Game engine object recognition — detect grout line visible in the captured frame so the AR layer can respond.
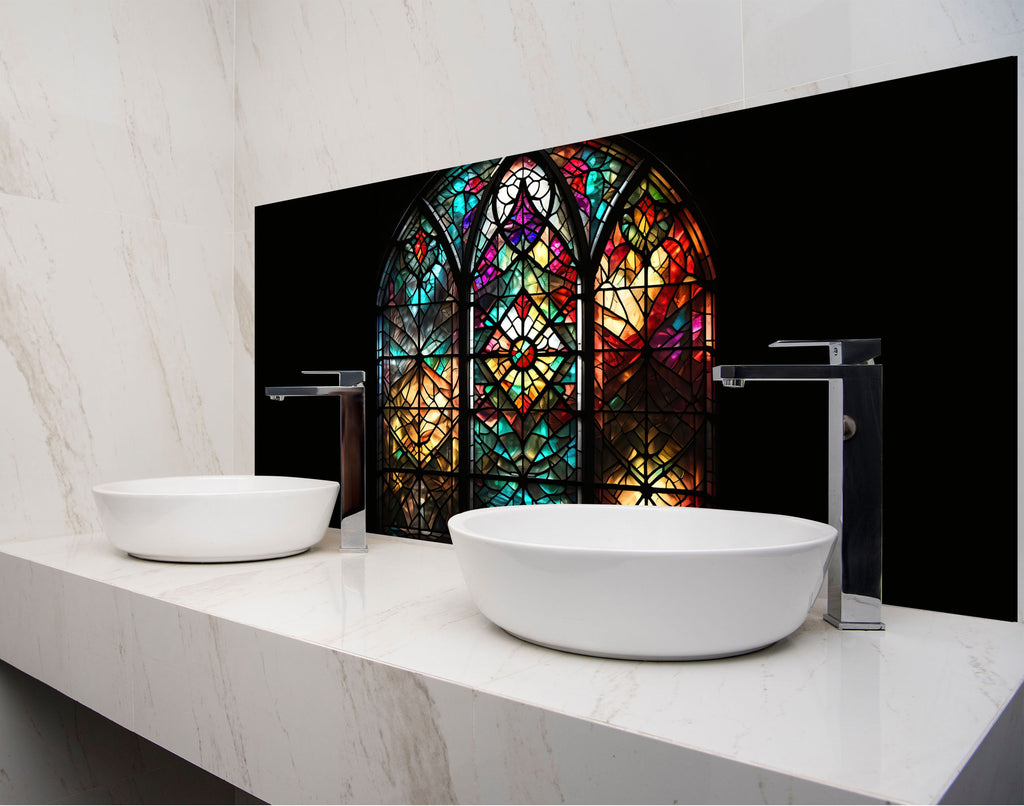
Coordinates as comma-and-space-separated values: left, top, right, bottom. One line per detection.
230, 0, 238, 476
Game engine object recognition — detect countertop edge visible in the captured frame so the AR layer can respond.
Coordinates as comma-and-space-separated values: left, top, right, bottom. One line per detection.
0, 532, 1022, 804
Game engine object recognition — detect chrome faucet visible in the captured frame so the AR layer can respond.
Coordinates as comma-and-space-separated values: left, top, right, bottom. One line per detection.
713, 339, 884, 630
265, 370, 367, 553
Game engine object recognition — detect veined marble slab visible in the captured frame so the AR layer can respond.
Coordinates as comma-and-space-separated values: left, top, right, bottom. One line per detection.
0, 527, 1021, 804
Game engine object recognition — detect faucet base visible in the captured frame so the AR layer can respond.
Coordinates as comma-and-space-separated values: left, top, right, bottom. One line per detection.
823, 614, 886, 631
339, 509, 368, 553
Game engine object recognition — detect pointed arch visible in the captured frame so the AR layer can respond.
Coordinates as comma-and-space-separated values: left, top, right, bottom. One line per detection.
377, 206, 460, 537
468, 154, 583, 508
593, 165, 715, 505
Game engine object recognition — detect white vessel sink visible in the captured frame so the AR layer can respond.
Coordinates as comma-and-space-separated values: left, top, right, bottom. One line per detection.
448, 504, 837, 660
93, 475, 339, 562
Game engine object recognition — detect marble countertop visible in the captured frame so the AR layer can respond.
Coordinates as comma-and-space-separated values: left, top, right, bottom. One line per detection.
1, 525, 1022, 804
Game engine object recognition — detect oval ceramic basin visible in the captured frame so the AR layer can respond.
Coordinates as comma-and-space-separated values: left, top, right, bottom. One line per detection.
448, 504, 837, 661
93, 475, 339, 562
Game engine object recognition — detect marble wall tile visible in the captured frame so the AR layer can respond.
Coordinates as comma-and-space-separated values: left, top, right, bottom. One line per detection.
234, 0, 742, 218
742, 0, 1023, 99
0, 0, 234, 227
0, 0, 235, 542
410, 0, 744, 176
233, 229, 256, 474
744, 28, 1024, 111
0, 193, 233, 539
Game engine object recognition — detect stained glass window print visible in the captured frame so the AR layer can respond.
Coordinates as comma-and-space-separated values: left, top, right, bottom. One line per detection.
377, 140, 715, 539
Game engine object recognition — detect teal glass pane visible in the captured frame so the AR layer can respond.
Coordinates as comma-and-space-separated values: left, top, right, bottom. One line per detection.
426, 160, 501, 259
473, 478, 576, 508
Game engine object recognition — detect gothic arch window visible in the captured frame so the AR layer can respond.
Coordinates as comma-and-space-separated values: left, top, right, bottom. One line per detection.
377, 139, 715, 539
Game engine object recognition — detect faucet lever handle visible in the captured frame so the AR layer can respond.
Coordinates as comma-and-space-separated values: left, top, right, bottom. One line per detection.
301, 370, 366, 388
769, 339, 881, 366
302, 370, 340, 385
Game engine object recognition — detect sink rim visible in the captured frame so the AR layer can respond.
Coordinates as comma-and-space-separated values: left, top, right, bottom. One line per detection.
93, 474, 338, 497
448, 503, 837, 556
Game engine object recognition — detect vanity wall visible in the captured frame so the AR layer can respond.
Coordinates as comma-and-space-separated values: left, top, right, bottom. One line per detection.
234, 2, 1024, 626
241, 2, 1023, 623
255, 60, 1017, 623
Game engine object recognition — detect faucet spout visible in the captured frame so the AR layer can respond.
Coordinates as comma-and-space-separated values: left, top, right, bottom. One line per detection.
713, 339, 884, 631
713, 363, 879, 383
264, 370, 368, 553
712, 337, 880, 386
265, 370, 367, 399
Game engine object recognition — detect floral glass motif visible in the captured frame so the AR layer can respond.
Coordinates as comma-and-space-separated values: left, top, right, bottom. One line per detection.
377, 140, 715, 538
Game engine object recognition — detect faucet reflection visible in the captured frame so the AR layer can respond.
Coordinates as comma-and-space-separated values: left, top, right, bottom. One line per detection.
265, 370, 367, 553
713, 339, 884, 630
